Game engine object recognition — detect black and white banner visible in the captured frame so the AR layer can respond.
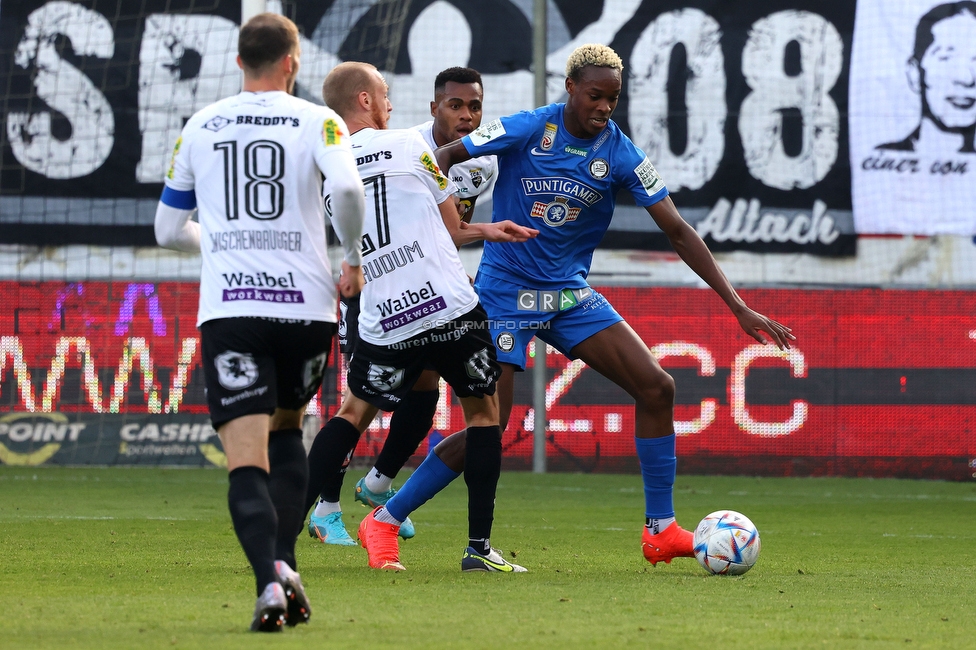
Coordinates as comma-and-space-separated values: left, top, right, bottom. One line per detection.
850, 0, 976, 235
0, 0, 859, 253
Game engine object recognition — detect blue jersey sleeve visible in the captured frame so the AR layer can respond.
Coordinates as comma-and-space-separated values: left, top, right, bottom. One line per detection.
612, 135, 668, 207
461, 110, 538, 158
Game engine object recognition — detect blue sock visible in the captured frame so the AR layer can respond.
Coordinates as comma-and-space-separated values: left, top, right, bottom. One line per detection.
635, 434, 676, 519
384, 450, 460, 523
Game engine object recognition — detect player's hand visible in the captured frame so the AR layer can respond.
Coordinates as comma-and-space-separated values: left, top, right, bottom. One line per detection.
734, 307, 795, 350
481, 220, 539, 243
339, 261, 365, 297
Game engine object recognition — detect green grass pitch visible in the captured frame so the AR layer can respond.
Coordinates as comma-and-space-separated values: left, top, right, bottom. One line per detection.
0, 466, 972, 649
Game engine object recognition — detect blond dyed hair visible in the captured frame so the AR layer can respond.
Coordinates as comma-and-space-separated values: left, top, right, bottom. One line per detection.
565, 44, 623, 81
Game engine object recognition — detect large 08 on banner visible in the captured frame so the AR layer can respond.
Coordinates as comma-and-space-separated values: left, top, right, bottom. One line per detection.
1, 0, 855, 254
1, 281, 973, 479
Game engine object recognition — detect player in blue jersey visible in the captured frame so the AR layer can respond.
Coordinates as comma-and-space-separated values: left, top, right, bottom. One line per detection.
424, 44, 796, 566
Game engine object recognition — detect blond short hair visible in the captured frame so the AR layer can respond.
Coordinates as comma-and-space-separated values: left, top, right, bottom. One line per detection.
565, 44, 623, 81
322, 61, 382, 119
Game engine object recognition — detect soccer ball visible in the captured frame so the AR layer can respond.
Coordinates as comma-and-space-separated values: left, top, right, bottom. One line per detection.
693, 510, 761, 575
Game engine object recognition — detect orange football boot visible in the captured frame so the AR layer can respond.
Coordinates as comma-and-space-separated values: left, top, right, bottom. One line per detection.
358, 507, 406, 571
641, 521, 695, 566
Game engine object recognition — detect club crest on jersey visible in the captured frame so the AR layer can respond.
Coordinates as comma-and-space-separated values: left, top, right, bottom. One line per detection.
540, 122, 558, 151
530, 196, 580, 227
588, 158, 609, 180
203, 116, 232, 132
470, 167, 484, 188
367, 363, 404, 392
322, 118, 343, 146
420, 152, 449, 190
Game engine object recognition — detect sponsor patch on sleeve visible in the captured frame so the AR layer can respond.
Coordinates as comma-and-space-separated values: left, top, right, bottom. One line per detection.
420, 151, 449, 191
166, 137, 182, 180
322, 118, 343, 146
468, 119, 505, 146
634, 157, 664, 193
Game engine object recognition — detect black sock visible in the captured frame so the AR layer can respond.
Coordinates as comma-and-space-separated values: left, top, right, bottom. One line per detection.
268, 428, 307, 571
227, 466, 278, 596
375, 389, 439, 478
463, 425, 501, 554
305, 417, 362, 513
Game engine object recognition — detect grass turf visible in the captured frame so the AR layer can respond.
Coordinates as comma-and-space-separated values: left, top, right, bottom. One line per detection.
0, 467, 972, 649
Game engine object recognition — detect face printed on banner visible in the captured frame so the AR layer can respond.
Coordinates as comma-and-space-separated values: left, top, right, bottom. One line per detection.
852, 1, 976, 235
912, 9, 976, 131
871, 3, 976, 155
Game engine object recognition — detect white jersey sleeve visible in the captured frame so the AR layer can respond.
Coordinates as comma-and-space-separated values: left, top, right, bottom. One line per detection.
312, 112, 365, 266
165, 126, 195, 192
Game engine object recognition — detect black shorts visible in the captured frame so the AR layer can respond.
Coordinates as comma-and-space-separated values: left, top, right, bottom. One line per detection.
338, 294, 360, 356
200, 317, 336, 429
347, 304, 500, 411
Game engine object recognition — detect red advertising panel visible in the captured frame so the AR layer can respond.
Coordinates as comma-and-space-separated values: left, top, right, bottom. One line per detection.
1, 282, 974, 478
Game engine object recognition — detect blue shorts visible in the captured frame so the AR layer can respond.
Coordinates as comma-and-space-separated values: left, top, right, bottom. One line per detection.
474, 272, 623, 370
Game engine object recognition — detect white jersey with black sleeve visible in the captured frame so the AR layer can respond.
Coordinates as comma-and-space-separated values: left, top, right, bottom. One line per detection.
163, 90, 362, 326
339, 128, 479, 345
413, 120, 497, 206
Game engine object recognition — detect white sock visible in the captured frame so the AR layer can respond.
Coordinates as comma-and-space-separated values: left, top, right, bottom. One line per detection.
373, 506, 402, 526
365, 467, 394, 494
313, 500, 341, 517
646, 517, 675, 535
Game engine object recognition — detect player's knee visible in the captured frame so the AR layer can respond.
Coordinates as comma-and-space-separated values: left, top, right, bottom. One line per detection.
335, 394, 375, 431
433, 430, 466, 471
460, 393, 499, 428
270, 408, 303, 431
636, 371, 675, 410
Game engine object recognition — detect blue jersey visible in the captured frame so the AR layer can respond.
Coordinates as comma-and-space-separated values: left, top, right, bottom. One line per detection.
461, 103, 668, 289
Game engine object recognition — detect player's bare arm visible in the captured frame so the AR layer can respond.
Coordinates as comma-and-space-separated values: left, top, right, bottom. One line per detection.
437, 199, 537, 246
646, 195, 795, 350
434, 139, 472, 176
